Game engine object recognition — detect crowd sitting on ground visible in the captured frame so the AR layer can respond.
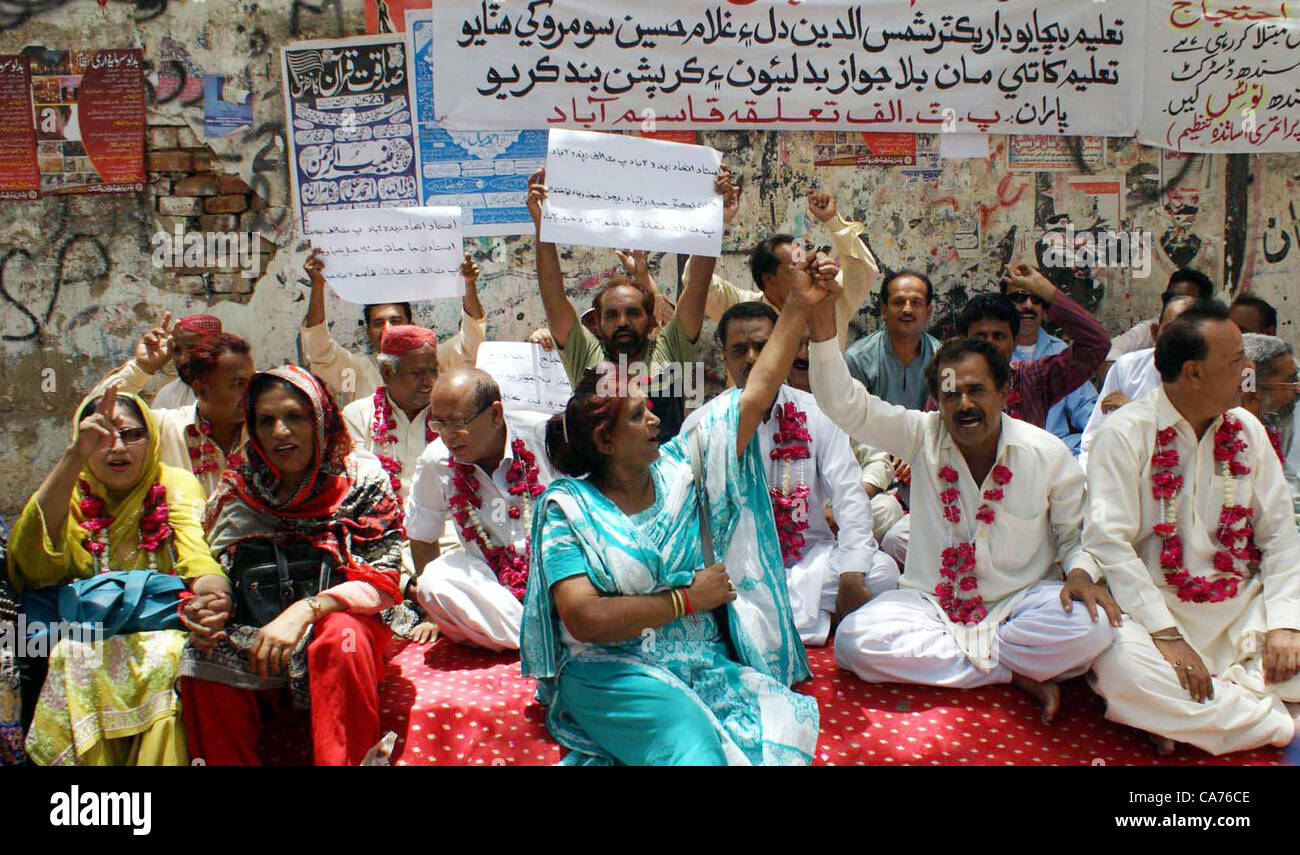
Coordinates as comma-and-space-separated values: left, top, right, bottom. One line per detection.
2, 166, 1299, 766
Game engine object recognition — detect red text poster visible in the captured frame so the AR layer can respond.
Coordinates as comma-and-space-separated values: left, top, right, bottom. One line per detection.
813, 132, 917, 167
31, 49, 145, 195
365, 0, 431, 33
0, 55, 39, 200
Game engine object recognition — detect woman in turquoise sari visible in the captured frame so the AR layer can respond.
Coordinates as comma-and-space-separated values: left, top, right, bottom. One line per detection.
522, 253, 836, 766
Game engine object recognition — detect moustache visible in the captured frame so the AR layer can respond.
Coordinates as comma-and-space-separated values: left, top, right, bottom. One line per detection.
955, 409, 983, 422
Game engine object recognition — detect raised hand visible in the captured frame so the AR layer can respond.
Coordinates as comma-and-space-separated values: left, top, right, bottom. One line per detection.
613, 249, 655, 291
718, 166, 740, 229
1002, 262, 1056, 304
807, 189, 837, 224
460, 252, 480, 284
135, 311, 174, 374
527, 327, 556, 352
75, 385, 121, 461
526, 168, 548, 229
304, 247, 326, 286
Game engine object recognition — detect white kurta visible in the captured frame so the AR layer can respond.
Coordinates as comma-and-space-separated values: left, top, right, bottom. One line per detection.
683, 385, 899, 646
1079, 347, 1161, 470
1106, 316, 1157, 362
341, 391, 432, 502
1085, 385, 1300, 753
405, 410, 553, 650
852, 438, 906, 540
152, 377, 196, 410
299, 309, 485, 405
809, 339, 1105, 674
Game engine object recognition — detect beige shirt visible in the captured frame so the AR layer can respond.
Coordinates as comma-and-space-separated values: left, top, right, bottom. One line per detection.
809, 338, 1095, 667
1084, 385, 1300, 672
684, 213, 880, 351
300, 309, 486, 404
341, 391, 433, 502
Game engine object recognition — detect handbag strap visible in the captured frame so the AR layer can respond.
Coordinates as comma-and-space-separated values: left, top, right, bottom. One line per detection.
689, 427, 715, 566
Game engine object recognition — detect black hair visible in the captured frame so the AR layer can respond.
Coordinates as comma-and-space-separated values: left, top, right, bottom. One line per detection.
924, 337, 1012, 399
878, 269, 934, 308
1165, 268, 1215, 301
363, 302, 414, 325
715, 301, 779, 348
1230, 293, 1278, 333
545, 367, 627, 479
79, 394, 145, 425
748, 233, 795, 291
957, 293, 1021, 339
188, 333, 252, 384
1154, 300, 1233, 383
471, 373, 503, 413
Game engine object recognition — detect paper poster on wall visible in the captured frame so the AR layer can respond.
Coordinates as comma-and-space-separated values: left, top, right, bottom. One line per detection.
540, 129, 723, 256
282, 34, 421, 235
1065, 175, 1123, 230
474, 341, 572, 414
0, 55, 39, 201
203, 76, 253, 137
1007, 136, 1107, 171
365, 0, 430, 33
30, 49, 145, 195
306, 205, 464, 303
407, 11, 546, 237
1141, 1, 1300, 152
813, 132, 917, 167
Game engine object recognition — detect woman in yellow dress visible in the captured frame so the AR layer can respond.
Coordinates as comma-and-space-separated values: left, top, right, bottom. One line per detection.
8, 387, 220, 765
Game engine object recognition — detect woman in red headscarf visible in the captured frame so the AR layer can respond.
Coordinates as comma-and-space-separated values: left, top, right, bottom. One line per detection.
177, 365, 404, 765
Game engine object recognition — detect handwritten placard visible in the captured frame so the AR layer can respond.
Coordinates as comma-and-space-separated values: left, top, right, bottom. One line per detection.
540, 129, 723, 256
475, 341, 573, 413
430, 0, 1141, 136
307, 206, 464, 303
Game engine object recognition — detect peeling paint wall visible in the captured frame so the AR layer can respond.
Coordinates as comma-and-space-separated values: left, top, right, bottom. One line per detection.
1, 1, 1298, 521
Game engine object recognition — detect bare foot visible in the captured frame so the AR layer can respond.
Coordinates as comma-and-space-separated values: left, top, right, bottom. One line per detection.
1011, 673, 1061, 724
1147, 732, 1176, 756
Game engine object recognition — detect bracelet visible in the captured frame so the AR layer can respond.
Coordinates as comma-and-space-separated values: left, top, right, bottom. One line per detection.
669, 589, 683, 620
682, 590, 698, 625
1150, 632, 1183, 642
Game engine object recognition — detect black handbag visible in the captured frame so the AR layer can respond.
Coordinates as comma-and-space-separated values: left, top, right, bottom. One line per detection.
229, 539, 344, 628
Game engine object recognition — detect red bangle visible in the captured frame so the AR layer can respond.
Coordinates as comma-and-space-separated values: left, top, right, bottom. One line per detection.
682, 590, 697, 624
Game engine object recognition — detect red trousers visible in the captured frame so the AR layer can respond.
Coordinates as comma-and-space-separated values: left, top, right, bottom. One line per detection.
181, 611, 391, 766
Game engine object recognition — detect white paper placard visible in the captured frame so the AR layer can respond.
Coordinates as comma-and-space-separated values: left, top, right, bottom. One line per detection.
307, 206, 464, 303
539, 129, 723, 256
475, 341, 573, 414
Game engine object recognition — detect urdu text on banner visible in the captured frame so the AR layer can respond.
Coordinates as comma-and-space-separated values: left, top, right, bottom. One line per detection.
430, 0, 1144, 135
306, 206, 465, 303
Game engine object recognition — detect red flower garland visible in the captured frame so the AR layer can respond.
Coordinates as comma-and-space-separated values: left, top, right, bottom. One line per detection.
1003, 376, 1024, 420
934, 462, 1013, 625
1150, 417, 1259, 603
185, 417, 220, 476
78, 479, 173, 572
371, 386, 438, 496
448, 438, 544, 601
768, 400, 812, 565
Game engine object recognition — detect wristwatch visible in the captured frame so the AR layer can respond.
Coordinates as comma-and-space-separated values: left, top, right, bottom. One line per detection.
305, 595, 325, 621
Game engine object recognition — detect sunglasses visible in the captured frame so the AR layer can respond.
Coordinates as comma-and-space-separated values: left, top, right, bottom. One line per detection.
1007, 291, 1047, 307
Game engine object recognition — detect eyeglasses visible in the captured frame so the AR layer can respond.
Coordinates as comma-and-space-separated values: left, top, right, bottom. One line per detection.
429, 400, 493, 436
1007, 291, 1046, 307
111, 427, 148, 446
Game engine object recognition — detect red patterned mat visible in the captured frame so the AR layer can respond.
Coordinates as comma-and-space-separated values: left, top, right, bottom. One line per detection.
377, 639, 1282, 766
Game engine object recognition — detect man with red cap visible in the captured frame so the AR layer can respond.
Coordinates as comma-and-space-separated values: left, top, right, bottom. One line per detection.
99, 311, 223, 409
301, 250, 486, 405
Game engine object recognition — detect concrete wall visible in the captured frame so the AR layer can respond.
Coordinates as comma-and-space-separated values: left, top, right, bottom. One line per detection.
1, 0, 1297, 520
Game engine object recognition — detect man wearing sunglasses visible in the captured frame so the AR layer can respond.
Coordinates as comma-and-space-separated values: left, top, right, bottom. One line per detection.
1002, 277, 1099, 456
1104, 268, 1215, 370
404, 368, 555, 651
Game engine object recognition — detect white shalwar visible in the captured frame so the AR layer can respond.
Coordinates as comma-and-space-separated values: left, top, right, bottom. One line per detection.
808, 339, 1113, 685
1085, 386, 1300, 754
405, 410, 553, 651
683, 385, 899, 646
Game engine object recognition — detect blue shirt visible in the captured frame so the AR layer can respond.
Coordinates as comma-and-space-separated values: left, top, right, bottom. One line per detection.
1016, 328, 1098, 456
843, 329, 941, 411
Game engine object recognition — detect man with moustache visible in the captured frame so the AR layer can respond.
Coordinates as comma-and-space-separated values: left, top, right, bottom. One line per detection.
405, 369, 555, 651
100, 312, 223, 410
528, 168, 717, 441
1241, 333, 1300, 508
1105, 268, 1216, 366
1079, 294, 1200, 469
768, 274, 1118, 722
681, 301, 899, 645
1002, 272, 1100, 455
844, 270, 942, 411
1086, 304, 1300, 755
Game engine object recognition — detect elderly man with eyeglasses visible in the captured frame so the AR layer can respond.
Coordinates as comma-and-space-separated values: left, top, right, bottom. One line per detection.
1241, 333, 1300, 517
404, 367, 556, 651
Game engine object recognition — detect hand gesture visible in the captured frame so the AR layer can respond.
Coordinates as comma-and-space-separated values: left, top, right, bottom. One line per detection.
304, 247, 326, 287
1264, 628, 1300, 685
1002, 262, 1055, 304
807, 189, 837, 224
687, 563, 737, 612
892, 456, 912, 486
135, 311, 174, 374
181, 591, 232, 654
527, 327, 556, 352
526, 168, 548, 229
460, 252, 480, 285
1100, 391, 1131, 414
1152, 634, 1213, 702
613, 249, 655, 290
718, 166, 740, 229
249, 601, 313, 677
1059, 568, 1122, 626
75, 385, 121, 461
810, 250, 840, 287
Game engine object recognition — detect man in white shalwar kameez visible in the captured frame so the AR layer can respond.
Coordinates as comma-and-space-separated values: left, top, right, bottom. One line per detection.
1086, 303, 1300, 755
772, 277, 1120, 720
406, 368, 554, 651
682, 301, 899, 646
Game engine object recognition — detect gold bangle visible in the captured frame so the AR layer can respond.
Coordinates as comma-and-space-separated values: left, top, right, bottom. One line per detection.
671, 589, 684, 620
